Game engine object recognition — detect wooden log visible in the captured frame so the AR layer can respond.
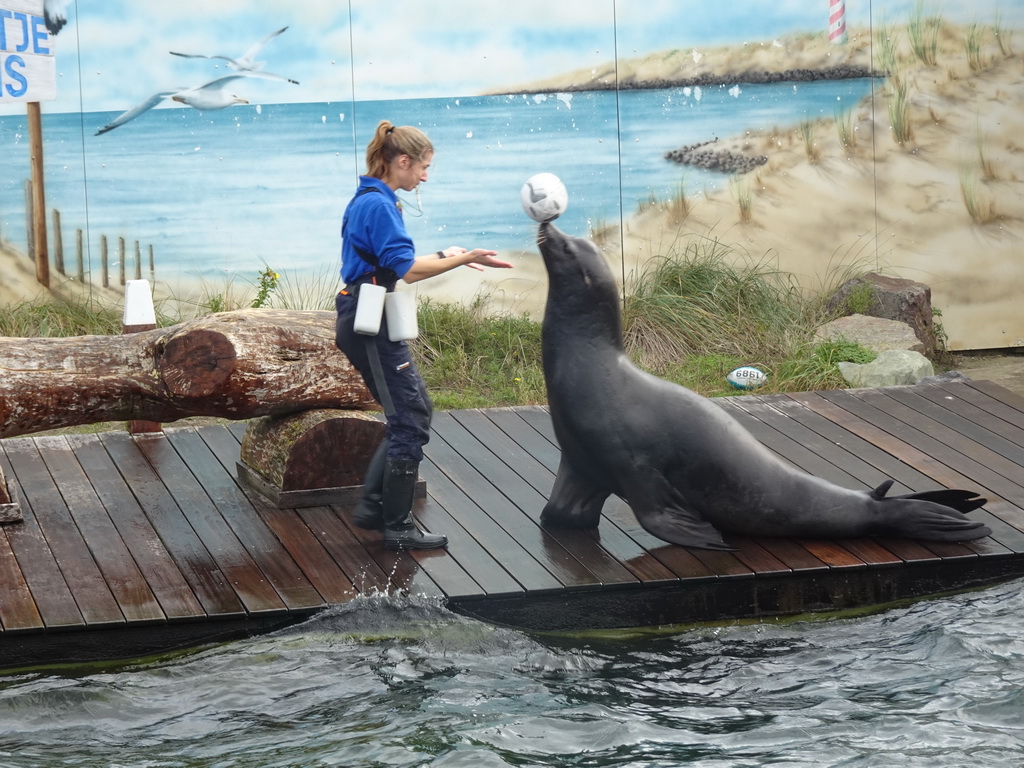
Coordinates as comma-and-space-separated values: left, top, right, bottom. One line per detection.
236, 409, 419, 508
0, 309, 375, 437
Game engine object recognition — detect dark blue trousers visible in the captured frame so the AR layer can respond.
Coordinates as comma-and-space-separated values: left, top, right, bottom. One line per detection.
335, 292, 432, 462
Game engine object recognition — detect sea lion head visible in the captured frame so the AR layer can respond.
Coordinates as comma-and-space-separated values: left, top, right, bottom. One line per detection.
538, 222, 623, 345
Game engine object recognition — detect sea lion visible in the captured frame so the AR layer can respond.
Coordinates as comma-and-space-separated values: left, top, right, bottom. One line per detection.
536, 222, 991, 550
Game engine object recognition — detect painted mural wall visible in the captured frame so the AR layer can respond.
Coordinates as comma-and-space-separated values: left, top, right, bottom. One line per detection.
1, 0, 1021, 351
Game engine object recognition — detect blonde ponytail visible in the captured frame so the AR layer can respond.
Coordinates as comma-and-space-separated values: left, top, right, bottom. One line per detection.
365, 120, 433, 179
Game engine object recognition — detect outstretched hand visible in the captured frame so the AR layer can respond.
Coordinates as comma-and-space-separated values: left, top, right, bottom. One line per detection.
440, 247, 514, 272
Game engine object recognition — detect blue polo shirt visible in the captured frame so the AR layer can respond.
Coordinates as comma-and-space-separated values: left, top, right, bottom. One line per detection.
340, 176, 416, 285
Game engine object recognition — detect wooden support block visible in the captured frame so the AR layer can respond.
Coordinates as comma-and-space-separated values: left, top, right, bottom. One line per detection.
237, 409, 425, 508
0, 465, 22, 524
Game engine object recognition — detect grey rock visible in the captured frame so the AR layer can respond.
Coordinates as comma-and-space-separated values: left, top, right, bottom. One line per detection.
838, 349, 935, 388
815, 314, 924, 354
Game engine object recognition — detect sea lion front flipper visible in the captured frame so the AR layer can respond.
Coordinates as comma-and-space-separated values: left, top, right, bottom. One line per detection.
634, 504, 736, 550
625, 467, 735, 550
540, 458, 610, 529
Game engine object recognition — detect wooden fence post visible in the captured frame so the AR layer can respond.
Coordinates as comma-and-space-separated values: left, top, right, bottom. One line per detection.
52, 209, 64, 276
76, 229, 84, 282
27, 102, 49, 288
118, 236, 126, 286
101, 234, 109, 287
24, 179, 34, 261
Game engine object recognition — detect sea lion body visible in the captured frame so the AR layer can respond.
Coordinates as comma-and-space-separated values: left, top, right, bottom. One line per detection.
537, 223, 990, 550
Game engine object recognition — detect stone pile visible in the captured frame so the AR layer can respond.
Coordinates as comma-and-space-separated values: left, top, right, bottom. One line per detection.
664, 139, 768, 175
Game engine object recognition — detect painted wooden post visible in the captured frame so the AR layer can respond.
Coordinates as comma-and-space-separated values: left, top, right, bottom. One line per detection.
123, 280, 163, 435
76, 229, 84, 281
24, 179, 34, 260
52, 208, 64, 275
118, 236, 126, 286
101, 234, 109, 287
27, 102, 49, 288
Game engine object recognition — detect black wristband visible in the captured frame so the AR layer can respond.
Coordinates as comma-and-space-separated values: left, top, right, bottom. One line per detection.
436, 250, 446, 259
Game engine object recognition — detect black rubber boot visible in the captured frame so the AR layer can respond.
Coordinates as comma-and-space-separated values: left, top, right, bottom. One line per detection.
381, 457, 447, 551
352, 439, 388, 530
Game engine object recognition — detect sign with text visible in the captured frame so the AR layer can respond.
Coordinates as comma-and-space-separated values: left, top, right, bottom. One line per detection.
1, 0, 55, 102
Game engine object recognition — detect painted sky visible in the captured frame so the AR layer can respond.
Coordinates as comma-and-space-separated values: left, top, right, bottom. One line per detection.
1, 0, 1018, 116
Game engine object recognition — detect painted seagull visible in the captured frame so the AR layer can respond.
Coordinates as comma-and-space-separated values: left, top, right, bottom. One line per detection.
169, 26, 299, 84
44, 0, 70, 35
95, 73, 273, 135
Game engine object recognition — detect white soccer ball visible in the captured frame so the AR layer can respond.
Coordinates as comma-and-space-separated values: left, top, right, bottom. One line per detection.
727, 366, 767, 390
520, 173, 569, 222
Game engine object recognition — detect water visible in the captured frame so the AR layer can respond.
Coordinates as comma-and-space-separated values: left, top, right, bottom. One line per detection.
0, 80, 875, 292
1, 579, 1021, 767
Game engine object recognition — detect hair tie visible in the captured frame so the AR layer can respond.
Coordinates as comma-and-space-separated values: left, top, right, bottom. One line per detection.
385, 127, 394, 135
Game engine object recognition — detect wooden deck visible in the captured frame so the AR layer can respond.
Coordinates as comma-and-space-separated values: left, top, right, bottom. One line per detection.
1, 379, 1023, 669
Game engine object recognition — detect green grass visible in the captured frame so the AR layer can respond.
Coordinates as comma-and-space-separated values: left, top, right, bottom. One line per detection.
0, 295, 124, 337
3, 241, 885, 411
412, 296, 546, 410
908, 0, 941, 66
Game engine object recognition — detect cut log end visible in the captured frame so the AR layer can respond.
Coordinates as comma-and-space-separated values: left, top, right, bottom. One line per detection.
159, 329, 238, 397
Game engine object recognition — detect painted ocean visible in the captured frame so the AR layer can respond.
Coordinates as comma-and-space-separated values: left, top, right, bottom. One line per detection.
0, 79, 875, 292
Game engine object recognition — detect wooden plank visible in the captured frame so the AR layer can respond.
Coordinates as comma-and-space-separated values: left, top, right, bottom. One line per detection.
425, 414, 602, 588
35, 436, 166, 625
730, 397, 947, 564
918, 384, 1024, 449
596, 497, 719, 580
164, 428, 325, 612
0, 444, 83, 632
728, 539, 793, 575
793, 392, 1024, 553
966, 380, 1024, 420
196, 426, 357, 605
0, 526, 43, 632
416, 455, 546, 594
766, 396, 968, 562
328, 504, 447, 600
66, 433, 207, 621
882, 387, 1024, 468
2, 439, 125, 627
129, 431, 288, 616
747, 537, 830, 572
450, 409, 640, 587
480, 409, 680, 583
482, 406, 752, 580
294, 505, 392, 595
98, 432, 246, 618
845, 389, 1024, 516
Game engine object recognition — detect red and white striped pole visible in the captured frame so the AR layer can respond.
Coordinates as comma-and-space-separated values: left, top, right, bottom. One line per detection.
829, 0, 848, 44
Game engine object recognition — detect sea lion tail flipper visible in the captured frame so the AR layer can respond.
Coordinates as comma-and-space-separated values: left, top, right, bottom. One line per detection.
896, 488, 988, 514
870, 480, 987, 514
634, 505, 736, 551
877, 498, 993, 542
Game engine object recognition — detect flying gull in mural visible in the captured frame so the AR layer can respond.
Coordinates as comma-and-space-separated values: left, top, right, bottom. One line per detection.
44, 0, 70, 35
169, 26, 299, 84
94, 73, 277, 135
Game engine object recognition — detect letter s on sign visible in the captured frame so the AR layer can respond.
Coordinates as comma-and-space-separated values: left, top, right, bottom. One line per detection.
3, 55, 28, 98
